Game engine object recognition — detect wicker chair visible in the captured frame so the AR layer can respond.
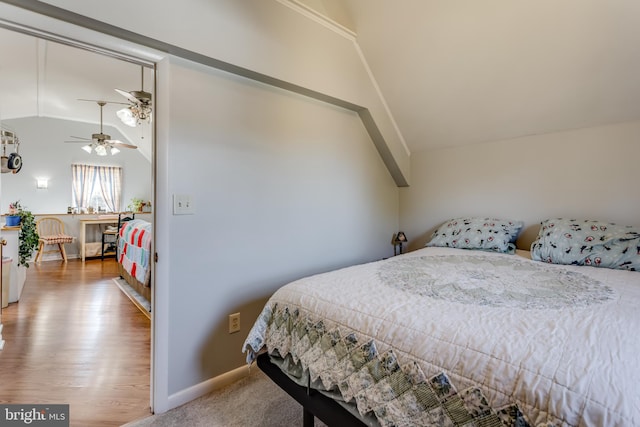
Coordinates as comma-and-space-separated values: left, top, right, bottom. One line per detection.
34, 217, 74, 262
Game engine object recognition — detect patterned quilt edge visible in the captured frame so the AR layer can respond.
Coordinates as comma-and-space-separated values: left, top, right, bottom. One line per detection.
242, 303, 561, 427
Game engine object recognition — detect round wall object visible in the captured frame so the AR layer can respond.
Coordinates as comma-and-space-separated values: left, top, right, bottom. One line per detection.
8, 153, 21, 170
12, 160, 22, 174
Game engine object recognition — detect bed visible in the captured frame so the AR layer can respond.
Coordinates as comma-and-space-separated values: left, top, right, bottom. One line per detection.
243, 217, 640, 427
116, 218, 152, 310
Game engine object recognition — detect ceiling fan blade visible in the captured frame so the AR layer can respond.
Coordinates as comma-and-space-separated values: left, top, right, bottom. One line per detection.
69, 135, 91, 141
115, 88, 141, 105
78, 98, 129, 105
64, 140, 90, 143
106, 139, 138, 149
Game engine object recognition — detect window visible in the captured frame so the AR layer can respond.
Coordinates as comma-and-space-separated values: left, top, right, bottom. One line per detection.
71, 164, 123, 212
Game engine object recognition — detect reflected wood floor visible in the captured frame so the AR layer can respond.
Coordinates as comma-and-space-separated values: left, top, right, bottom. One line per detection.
0, 258, 151, 426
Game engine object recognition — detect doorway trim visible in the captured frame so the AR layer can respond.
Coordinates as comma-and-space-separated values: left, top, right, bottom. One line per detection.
0, 1, 164, 413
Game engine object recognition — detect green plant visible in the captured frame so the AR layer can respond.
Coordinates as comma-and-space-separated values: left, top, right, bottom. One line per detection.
127, 197, 144, 212
8, 200, 22, 215
16, 206, 39, 268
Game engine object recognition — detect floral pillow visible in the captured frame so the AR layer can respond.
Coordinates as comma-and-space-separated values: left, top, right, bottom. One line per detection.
530, 218, 640, 271
426, 217, 524, 254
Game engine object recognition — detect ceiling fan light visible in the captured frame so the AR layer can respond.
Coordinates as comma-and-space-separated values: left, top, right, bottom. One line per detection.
95, 145, 108, 156
117, 107, 137, 127
140, 107, 152, 123
110, 146, 120, 155
81, 144, 93, 153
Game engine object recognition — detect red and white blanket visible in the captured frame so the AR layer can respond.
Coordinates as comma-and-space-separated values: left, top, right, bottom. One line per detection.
118, 219, 152, 286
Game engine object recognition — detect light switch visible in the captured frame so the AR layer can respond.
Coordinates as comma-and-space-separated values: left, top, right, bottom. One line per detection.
173, 194, 195, 215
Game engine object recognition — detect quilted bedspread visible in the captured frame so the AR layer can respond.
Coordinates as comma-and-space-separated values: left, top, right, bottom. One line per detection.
243, 247, 640, 427
118, 219, 152, 285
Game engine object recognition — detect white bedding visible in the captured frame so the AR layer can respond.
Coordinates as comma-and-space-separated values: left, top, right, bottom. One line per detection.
243, 247, 640, 426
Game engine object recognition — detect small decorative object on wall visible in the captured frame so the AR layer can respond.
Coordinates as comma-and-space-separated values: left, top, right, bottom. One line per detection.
1, 128, 23, 174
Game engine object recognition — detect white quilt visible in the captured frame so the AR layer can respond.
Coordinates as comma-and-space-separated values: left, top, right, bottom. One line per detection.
243, 247, 640, 426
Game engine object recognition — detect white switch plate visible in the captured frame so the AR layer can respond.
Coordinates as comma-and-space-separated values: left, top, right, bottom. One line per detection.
173, 194, 195, 215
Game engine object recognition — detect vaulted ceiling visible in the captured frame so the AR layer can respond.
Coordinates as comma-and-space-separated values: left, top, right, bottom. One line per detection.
2, 1, 639, 157
0, 27, 153, 159
308, 0, 640, 152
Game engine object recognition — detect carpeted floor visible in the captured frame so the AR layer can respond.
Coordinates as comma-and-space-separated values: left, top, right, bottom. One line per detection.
122, 367, 328, 427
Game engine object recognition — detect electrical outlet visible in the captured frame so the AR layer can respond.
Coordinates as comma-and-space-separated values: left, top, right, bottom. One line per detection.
228, 312, 241, 334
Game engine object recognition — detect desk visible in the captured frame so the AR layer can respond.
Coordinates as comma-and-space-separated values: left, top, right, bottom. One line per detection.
79, 216, 119, 262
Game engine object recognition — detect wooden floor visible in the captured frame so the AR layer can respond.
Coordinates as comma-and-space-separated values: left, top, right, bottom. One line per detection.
0, 258, 151, 426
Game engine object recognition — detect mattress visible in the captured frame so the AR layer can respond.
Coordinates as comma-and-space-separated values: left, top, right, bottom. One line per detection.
243, 247, 640, 426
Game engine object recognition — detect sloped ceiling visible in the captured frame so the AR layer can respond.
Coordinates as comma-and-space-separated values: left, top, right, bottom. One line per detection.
309, 0, 640, 152
0, 27, 153, 159
3, 1, 639, 157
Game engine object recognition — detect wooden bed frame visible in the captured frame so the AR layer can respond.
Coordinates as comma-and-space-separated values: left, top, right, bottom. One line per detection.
117, 262, 151, 302
256, 353, 367, 427
116, 261, 151, 318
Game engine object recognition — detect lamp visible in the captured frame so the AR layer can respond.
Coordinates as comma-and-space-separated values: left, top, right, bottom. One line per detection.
81, 142, 120, 156
36, 177, 48, 189
116, 107, 137, 127
393, 231, 408, 256
115, 66, 153, 127
94, 144, 108, 156
116, 104, 152, 127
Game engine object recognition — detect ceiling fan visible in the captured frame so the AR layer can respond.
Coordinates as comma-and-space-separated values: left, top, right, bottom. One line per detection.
66, 101, 138, 156
115, 66, 152, 127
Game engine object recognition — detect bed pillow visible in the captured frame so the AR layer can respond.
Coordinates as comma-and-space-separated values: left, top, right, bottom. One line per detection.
425, 217, 524, 254
530, 218, 640, 271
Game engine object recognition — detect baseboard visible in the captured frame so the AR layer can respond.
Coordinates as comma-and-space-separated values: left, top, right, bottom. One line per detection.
31, 253, 80, 262
164, 364, 251, 413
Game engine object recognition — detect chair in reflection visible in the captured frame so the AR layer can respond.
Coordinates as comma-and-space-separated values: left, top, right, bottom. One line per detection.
34, 217, 75, 262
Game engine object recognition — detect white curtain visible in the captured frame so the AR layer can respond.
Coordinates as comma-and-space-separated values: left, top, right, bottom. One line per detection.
72, 164, 123, 212
71, 164, 96, 210
96, 166, 123, 212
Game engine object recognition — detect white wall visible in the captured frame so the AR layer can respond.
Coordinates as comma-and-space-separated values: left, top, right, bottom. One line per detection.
1, 0, 403, 413
157, 56, 399, 395
400, 120, 640, 250
1, 117, 152, 214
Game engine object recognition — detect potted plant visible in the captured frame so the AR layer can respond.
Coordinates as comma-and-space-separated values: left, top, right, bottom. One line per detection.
15, 203, 39, 268
127, 197, 144, 213
6, 200, 22, 226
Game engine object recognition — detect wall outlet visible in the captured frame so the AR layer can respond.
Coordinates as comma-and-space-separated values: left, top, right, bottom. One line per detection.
228, 312, 241, 334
